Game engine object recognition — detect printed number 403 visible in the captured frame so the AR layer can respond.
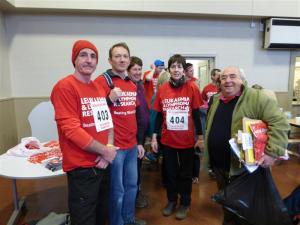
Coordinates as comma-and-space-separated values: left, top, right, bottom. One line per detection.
97, 110, 109, 121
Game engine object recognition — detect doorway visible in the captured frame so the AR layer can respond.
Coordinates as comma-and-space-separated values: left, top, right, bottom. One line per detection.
184, 56, 216, 90
288, 51, 300, 114
289, 51, 300, 103
292, 56, 300, 102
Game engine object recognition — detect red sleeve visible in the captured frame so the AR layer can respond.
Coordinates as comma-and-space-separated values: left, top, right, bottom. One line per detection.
51, 84, 93, 149
143, 71, 154, 108
94, 75, 111, 96
202, 86, 208, 101
152, 86, 162, 112
143, 70, 151, 82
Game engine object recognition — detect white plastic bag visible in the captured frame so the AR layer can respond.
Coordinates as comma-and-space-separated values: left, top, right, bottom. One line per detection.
7, 137, 49, 157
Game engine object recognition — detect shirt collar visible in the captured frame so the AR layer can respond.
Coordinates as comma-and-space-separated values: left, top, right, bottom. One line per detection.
220, 90, 241, 103
106, 69, 129, 80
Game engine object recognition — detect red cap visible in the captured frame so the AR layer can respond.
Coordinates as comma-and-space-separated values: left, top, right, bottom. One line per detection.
72, 40, 98, 66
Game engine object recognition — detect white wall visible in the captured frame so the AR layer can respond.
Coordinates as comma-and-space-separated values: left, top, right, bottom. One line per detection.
5, 0, 300, 18
5, 14, 291, 97
0, 11, 12, 98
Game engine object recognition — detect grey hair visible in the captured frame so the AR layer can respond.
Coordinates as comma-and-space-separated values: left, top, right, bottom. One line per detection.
226, 66, 246, 81
239, 68, 246, 81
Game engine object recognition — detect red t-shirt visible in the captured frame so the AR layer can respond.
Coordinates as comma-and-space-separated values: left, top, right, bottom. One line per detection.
190, 77, 197, 82
51, 75, 109, 172
94, 75, 138, 149
153, 81, 203, 149
143, 70, 159, 108
202, 83, 219, 102
201, 83, 219, 109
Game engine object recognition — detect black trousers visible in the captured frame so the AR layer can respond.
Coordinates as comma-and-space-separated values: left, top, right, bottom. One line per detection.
213, 167, 251, 225
67, 166, 110, 225
163, 146, 194, 206
192, 147, 201, 178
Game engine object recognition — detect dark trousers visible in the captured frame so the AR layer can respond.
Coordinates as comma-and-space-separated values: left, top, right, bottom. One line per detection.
192, 147, 201, 178
67, 166, 110, 225
163, 146, 194, 206
159, 142, 167, 187
136, 157, 143, 197
213, 167, 251, 225
98, 166, 110, 224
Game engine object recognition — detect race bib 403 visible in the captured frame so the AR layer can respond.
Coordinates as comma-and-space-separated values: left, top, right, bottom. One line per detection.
90, 99, 113, 132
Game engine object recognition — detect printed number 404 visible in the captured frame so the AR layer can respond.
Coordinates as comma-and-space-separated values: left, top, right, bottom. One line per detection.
169, 116, 184, 124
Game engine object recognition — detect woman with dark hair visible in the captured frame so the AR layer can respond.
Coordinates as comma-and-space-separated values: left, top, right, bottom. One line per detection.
127, 56, 150, 210
151, 54, 203, 220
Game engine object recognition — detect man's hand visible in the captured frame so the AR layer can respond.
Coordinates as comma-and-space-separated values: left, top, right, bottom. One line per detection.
137, 145, 145, 159
101, 145, 118, 163
194, 138, 204, 150
95, 156, 109, 169
257, 154, 277, 168
145, 70, 154, 81
109, 87, 122, 102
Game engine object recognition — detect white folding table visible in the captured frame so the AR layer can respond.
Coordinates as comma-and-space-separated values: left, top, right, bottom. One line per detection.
0, 153, 65, 225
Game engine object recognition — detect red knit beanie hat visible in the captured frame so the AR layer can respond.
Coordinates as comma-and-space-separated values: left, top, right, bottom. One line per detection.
72, 40, 98, 66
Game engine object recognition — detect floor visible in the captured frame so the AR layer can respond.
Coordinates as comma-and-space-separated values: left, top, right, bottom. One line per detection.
1, 157, 300, 225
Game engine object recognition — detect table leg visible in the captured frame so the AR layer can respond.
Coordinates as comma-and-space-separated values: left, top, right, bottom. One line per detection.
7, 179, 25, 225
12, 179, 19, 210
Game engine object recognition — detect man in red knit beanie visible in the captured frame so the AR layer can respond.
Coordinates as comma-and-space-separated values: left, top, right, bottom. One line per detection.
71, 40, 99, 66
51, 40, 118, 225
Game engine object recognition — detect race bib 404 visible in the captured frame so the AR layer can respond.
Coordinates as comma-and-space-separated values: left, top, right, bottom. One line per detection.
166, 110, 188, 131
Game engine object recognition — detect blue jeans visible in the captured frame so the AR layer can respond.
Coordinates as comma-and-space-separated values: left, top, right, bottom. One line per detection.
109, 146, 138, 225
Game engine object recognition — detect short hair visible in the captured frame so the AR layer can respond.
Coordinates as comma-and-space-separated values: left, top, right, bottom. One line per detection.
168, 54, 186, 70
211, 68, 221, 76
184, 63, 193, 71
127, 56, 143, 71
239, 68, 246, 81
109, 42, 130, 59
157, 71, 170, 87
221, 66, 246, 81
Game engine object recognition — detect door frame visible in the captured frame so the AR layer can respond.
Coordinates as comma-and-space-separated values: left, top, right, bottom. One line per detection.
182, 54, 217, 70
289, 50, 300, 110
182, 54, 217, 89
